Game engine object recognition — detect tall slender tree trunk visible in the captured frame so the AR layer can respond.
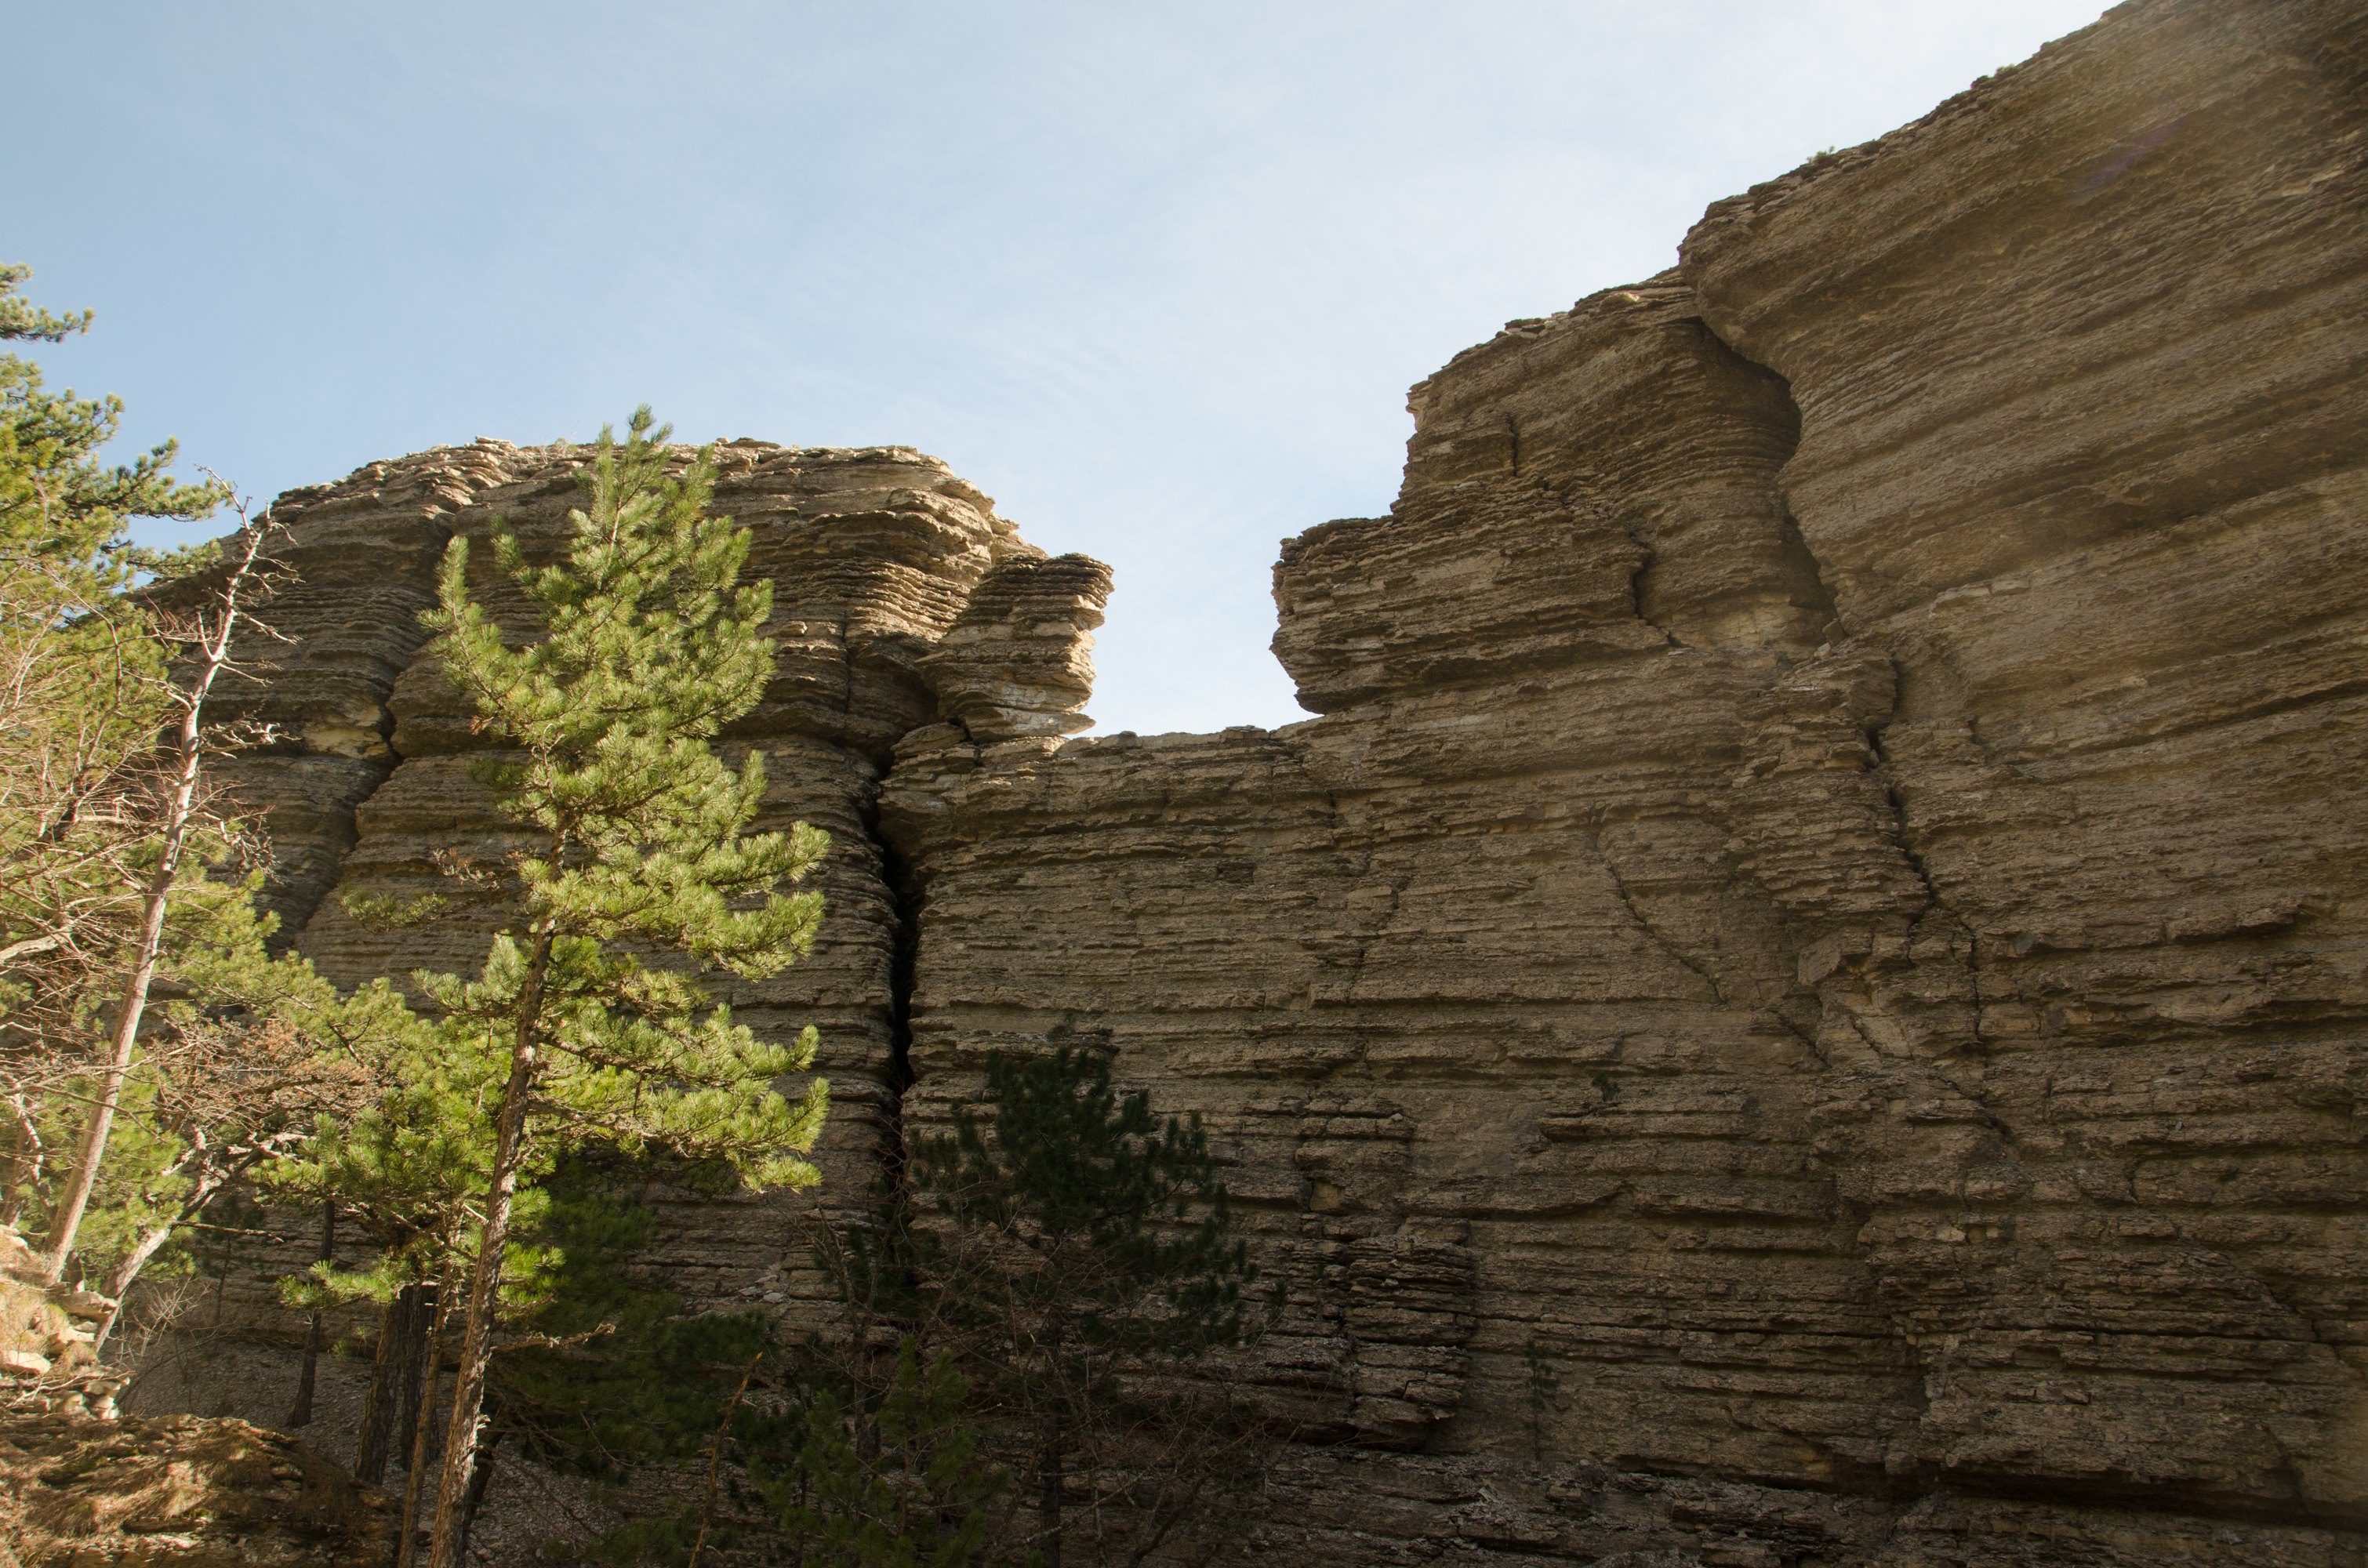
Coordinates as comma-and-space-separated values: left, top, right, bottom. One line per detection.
686, 1356, 761, 1568
1, 1097, 41, 1228
1039, 1409, 1064, 1568
41, 729, 205, 1283
426, 925, 551, 1568
355, 1289, 414, 1486
92, 1160, 240, 1356
451, 1428, 503, 1566
39, 522, 271, 1283
286, 1200, 336, 1427
1036, 1310, 1068, 1568
396, 1283, 441, 1475
398, 1292, 446, 1568
90, 1219, 182, 1356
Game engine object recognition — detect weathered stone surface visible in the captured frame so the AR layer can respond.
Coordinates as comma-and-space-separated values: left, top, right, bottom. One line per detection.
878, 0, 2368, 1555
148, 439, 550, 942
917, 551, 1113, 742
193, 0, 2367, 1559
1248, 1453, 2365, 1566
206, 440, 1084, 1330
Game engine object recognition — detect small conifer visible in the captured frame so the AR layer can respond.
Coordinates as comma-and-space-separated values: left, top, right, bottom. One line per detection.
913, 1045, 1254, 1567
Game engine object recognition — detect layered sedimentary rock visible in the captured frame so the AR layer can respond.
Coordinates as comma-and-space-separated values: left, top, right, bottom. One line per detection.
878, 0, 2368, 1559
918, 553, 1115, 742
194, 0, 2366, 1560
199, 440, 1108, 1320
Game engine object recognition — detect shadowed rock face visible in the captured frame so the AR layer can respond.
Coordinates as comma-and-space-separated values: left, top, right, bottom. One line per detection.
202, 0, 2366, 1561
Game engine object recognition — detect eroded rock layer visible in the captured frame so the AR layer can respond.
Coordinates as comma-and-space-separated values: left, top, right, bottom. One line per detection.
201, 439, 1108, 1326
198, 0, 2366, 1560
881, 0, 2368, 1559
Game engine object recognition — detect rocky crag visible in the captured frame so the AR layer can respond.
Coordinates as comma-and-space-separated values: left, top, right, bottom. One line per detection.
182, 0, 2365, 1563
175, 435, 1108, 1318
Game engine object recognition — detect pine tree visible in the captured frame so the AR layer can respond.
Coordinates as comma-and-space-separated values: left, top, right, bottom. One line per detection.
0, 263, 227, 583
910, 1045, 1256, 1568
0, 260, 230, 1162
262, 989, 515, 1506
1, 265, 407, 1308
492, 1163, 774, 1485
412, 408, 832, 1568
759, 1338, 1006, 1568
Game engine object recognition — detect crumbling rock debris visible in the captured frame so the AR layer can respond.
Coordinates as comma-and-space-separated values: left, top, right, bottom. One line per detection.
0, 1410, 390, 1568
195, 0, 2366, 1561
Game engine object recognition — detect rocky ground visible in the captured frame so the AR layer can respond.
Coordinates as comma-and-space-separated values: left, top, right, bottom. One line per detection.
0, 1408, 388, 1568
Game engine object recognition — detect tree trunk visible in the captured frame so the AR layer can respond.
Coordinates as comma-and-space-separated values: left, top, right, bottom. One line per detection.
451, 1428, 503, 1567
41, 761, 202, 1282
1, 1097, 41, 1228
92, 1160, 239, 1356
687, 1356, 761, 1568
38, 521, 270, 1282
354, 1294, 403, 1484
286, 1200, 336, 1427
89, 1221, 176, 1357
397, 1284, 441, 1472
357, 1285, 427, 1485
426, 925, 550, 1568
1039, 1410, 1063, 1568
398, 1294, 445, 1568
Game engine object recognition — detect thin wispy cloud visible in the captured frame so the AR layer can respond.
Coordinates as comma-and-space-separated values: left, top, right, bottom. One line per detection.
19, 0, 2102, 735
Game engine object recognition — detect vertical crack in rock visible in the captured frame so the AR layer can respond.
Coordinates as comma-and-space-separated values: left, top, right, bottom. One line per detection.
1593, 822, 1826, 1058
1262, 260, 1944, 1501
873, 823, 922, 1189
1677, 247, 2086, 1510
1590, 829, 1731, 1008
205, 440, 1044, 1327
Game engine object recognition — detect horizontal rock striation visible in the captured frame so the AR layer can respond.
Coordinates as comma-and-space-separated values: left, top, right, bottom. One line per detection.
188, 0, 2366, 1560
1664, 0, 2368, 1529
147, 439, 547, 942
917, 551, 1115, 742
201, 439, 1106, 1327
878, 0, 2368, 1559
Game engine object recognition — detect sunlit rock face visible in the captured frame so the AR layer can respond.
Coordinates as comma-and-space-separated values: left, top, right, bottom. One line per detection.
205, 0, 2366, 1559
884, 0, 2368, 1556
189, 438, 1107, 1328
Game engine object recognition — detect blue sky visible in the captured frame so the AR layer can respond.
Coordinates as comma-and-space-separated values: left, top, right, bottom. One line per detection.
16, 1, 2103, 736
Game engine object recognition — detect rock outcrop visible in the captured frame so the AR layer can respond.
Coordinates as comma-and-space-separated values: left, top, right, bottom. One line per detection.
191, 0, 2366, 1562
886, 0, 2368, 1555
189, 440, 1110, 1326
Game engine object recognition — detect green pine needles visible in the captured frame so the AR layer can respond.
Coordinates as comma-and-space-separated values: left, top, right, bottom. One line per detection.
412, 408, 832, 1568
914, 1045, 1255, 1566
762, 1338, 1004, 1568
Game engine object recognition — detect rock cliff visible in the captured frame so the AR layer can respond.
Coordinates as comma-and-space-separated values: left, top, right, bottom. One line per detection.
180, 437, 1106, 1315
189, 0, 2366, 1562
